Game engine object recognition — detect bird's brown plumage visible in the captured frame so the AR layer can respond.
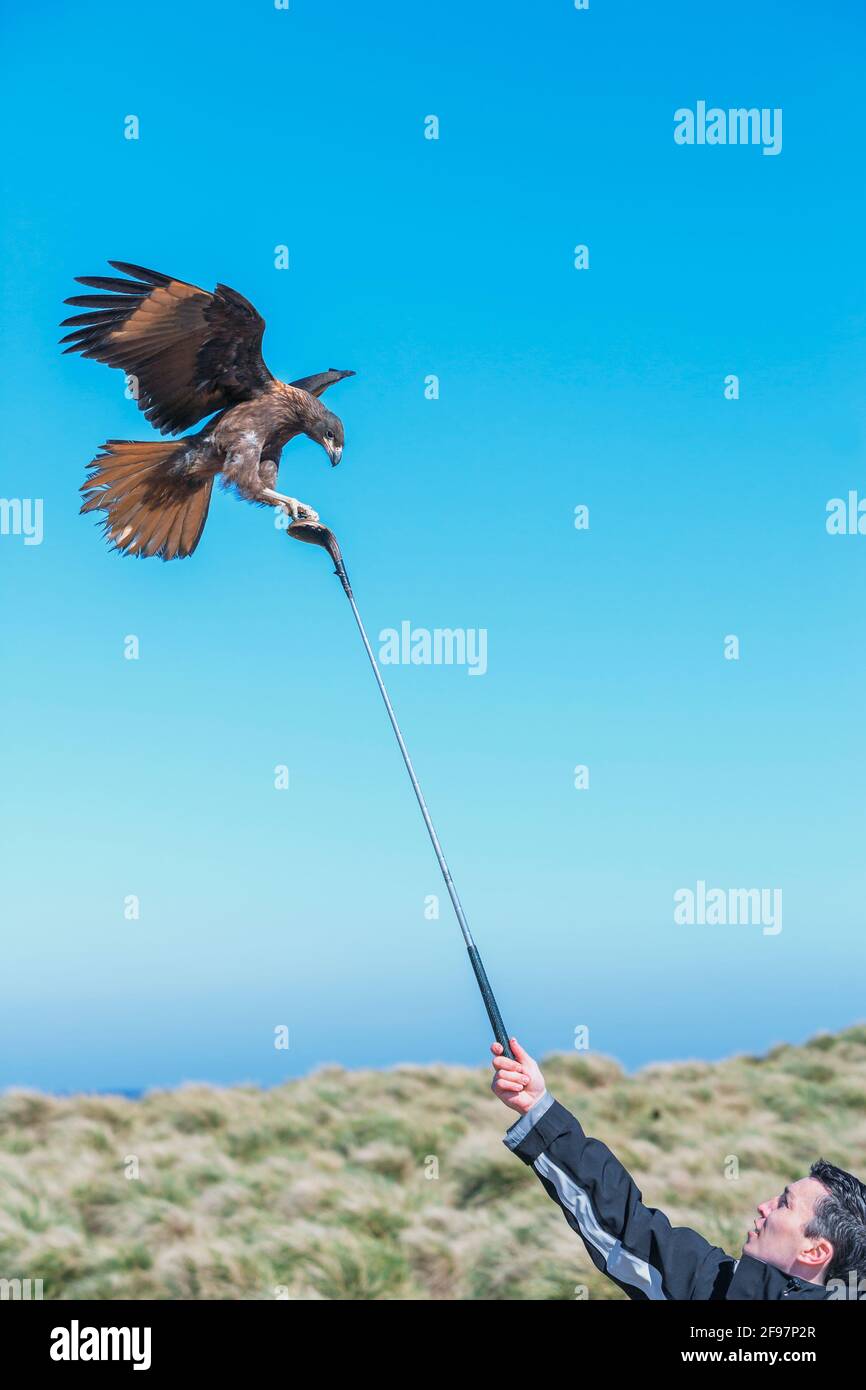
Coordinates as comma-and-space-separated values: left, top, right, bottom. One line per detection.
62, 261, 354, 559
80, 440, 215, 560
61, 261, 273, 435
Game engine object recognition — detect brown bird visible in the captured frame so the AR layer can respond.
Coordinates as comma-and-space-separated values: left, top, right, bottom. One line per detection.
61, 261, 354, 559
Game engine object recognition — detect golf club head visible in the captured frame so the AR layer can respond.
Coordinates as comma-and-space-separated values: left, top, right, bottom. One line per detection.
287, 519, 350, 589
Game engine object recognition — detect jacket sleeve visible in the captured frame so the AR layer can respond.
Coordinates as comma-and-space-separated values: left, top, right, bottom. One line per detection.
504, 1093, 732, 1300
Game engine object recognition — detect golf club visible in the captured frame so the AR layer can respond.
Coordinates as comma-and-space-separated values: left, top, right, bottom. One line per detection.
289, 518, 515, 1062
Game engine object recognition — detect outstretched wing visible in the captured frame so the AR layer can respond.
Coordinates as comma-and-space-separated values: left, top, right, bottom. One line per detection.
60, 261, 273, 435
289, 368, 356, 398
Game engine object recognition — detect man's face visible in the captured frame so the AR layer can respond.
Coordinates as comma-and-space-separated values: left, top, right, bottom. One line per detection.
743, 1176, 830, 1274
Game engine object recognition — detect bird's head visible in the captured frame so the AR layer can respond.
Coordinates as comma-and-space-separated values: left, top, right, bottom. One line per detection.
307, 408, 344, 467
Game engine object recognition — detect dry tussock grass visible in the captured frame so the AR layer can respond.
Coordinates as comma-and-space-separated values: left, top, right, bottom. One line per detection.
1, 1026, 864, 1300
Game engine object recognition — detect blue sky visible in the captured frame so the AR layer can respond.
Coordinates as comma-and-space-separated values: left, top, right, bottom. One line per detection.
1, 0, 864, 1092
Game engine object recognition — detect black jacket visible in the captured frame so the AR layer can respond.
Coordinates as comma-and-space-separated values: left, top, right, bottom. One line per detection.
504, 1094, 828, 1301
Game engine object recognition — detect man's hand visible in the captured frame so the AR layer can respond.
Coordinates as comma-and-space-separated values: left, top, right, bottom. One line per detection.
490, 1037, 546, 1115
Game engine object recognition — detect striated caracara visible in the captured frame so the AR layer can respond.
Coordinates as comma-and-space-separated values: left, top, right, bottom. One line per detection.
61, 261, 354, 559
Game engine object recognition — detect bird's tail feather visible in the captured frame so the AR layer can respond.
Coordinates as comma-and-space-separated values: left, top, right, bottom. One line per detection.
81, 440, 214, 560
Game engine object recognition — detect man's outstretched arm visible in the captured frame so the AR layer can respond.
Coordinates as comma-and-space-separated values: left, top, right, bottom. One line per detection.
492, 1038, 732, 1301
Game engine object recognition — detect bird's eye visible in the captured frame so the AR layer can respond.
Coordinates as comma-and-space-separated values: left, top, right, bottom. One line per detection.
325, 431, 333, 440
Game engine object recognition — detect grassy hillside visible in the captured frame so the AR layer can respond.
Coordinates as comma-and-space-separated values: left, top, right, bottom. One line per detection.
1, 1026, 864, 1300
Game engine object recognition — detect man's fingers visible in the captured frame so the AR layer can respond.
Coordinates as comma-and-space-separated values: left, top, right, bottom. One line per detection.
492, 1053, 526, 1073
494, 1078, 526, 1093
509, 1036, 531, 1065
493, 1069, 529, 1085
490, 1042, 504, 1055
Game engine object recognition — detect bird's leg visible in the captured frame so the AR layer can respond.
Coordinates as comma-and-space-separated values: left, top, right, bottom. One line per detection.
256, 457, 319, 522
260, 487, 320, 523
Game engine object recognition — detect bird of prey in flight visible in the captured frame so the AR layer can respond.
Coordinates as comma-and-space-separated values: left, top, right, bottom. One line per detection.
61, 261, 354, 559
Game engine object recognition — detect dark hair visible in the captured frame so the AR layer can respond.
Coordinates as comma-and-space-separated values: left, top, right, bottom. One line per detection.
806, 1159, 866, 1283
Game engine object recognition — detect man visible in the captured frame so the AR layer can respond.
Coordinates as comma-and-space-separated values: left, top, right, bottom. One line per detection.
491, 1038, 866, 1300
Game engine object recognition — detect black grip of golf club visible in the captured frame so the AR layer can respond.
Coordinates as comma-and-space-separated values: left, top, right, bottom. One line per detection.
466, 944, 514, 1060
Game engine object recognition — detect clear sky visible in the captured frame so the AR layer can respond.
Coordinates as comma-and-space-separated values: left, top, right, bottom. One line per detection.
1, 0, 864, 1092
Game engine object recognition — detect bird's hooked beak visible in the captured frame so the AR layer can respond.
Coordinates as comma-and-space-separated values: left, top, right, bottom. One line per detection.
326, 441, 343, 467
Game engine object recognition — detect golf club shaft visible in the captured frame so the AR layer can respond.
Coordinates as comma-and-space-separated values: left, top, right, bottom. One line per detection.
335, 567, 514, 1061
